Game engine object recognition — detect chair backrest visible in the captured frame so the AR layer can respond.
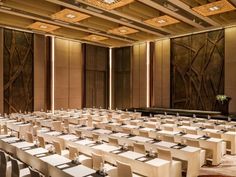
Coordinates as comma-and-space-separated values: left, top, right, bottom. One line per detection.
75, 130, 82, 138
92, 153, 103, 171
157, 148, 172, 161
26, 132, 34, 143
92, 133, 99, 141
205, 125, 214, 129
186, 129, 198, 135
108, 137, 119, 146
53, 141, 62, 155
2, 125, 8, 134
144, 123, 156, 129
68, 145, 79, 160
163, 126, 174, 131
37, 136, 45, 148
133, 142, 146, 154
52, 121, 62, 132
209, 132, 221, 139
11, 157, 20, 177
0, 150, 7, 177
186, 139, 200, 147
63, 119, 69, 128
162, 135, 175, 143
116, 160, 132, 177
29, 166, 41, 177
105, 125, 112, 131
139, 130, 149, 137
182, 122, 191, 126
130, 122, 137, 126
87, 116, 93, 127
122, 127, 131, 134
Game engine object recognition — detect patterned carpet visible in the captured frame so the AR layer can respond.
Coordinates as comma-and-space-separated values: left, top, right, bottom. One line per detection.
199, 155, 236, 177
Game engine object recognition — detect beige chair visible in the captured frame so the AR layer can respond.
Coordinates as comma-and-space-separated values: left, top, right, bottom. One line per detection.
130, 122, 137, 126
108, 137, 119, 146
186, 139, 206, 166
122, 127, 132, 134
53, 140, 69, 157
92, 133, 99, 141
157, 148, 182, 177
133, 142, 146, 154
186, 129, 198, 135
75, 130, 82, 138
68, 145, 91, 167
144, 123, 156, 129
116, 160, 141, 177
68, 145, 79, 160
51, 121, 63, 132
91, 153, 115, 176
25, 132, 34, 143
2, 125, 8, 135
163, 126, 174, 131
87, 116, 93, 127
139, 130, 149, 138
11, 157, 30, 177
63, 119, 69, 133
162, 135, 175, 143
209, 133, 227, 156
205, 125, 214, 129
105, 125, 113, 131
182, 122, 191, 126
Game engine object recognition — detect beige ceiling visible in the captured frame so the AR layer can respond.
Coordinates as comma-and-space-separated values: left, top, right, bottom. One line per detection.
0, 0, 235, 47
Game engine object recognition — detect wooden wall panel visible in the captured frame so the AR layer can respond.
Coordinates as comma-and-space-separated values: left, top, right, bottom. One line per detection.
171, 30, 225, 111
85, 44, 109, 108
225, 27, 236, 113
3, 29, 34, 113
151, 39, 170, 108
54, 38, 83, 109
112, 47, 131, 109
132, 43, 147, 108
0, 28, 3, 114
34, 34, 50, 111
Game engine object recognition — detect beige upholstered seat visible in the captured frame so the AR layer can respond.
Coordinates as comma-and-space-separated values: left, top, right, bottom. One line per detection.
122, 127, 132, 134
2, 125, 8, 135
53, 140, 69, 157
25, 132, 34, 143
138, 130, 149, 138
157, 148, 182, 177
92, 133, 99, 141
116, 160, 141, 177
51, 121, 63, 132
105, 125, 113, 131
133, 142, 146, 154
37, 136, 51, 149
108, 137, 119, 147
186, 129, 198, 135
75, 130, 82, 138
162, 135, 175, 143
87, 116, 93, 127
163, 126, 174, 131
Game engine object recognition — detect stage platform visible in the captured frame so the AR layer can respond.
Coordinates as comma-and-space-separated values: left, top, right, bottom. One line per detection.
128, 107, 236, 121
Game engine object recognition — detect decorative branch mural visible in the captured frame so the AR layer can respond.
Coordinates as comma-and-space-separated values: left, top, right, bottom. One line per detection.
171, 30, 224, 111
3, 29, 34, 113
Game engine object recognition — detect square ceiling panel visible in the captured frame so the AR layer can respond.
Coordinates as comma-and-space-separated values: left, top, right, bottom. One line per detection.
27, 22, 60, 32
82, 34, 108, 41
51, 8, 90, 23
108, 26, 138, 35
192, 0, 235, 17
82, 0, 135, 10
144, 15, 180, 28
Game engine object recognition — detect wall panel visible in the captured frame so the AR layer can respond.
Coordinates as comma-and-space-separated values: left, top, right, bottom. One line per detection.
85, 44, 109, 108
171, 30, 224, 111
225, 27, 236, 113
151, 39, 170, 108
132, 43, 147, 108
0, 28, 3, 114
54, 38, 83, 109
3, 29, 34, 113
112, 47, 131, 109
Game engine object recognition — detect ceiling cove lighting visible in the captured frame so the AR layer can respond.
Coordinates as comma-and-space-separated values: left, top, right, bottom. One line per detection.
108, 26, 139, 35
82, 34, 108, 42
192, 0, 235, 17
51, 9, 90, 23
81, 0, 134, 10
144, 15, 180, 28
27, 22, 60, 32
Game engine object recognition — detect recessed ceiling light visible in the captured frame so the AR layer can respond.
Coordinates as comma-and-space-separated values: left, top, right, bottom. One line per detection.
209, 6, 220, 11
157, 19, 166, 24
91, 36, 97, 40
119, 29, 127, 33
65, 13, 76, 18
103, 0, 116, 4
39, 25, 48, 29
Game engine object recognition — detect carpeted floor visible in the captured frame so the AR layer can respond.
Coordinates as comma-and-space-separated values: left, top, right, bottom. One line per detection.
199, 155, 236, 177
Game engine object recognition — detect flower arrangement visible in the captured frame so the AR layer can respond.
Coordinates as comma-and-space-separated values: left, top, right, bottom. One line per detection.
216, 95, 230, 104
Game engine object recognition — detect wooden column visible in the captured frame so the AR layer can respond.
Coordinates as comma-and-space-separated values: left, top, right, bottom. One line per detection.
0, 28, 3, 114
